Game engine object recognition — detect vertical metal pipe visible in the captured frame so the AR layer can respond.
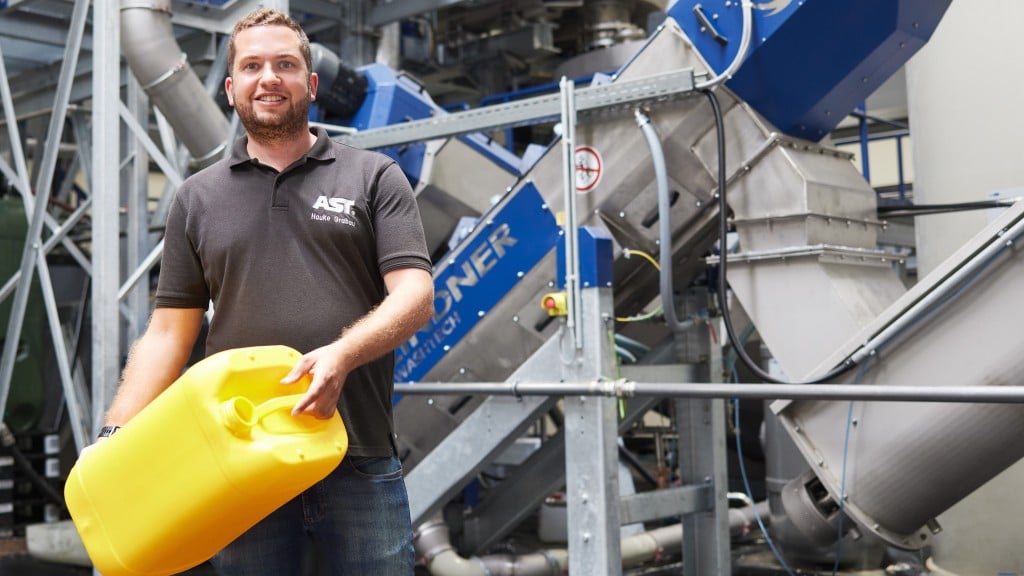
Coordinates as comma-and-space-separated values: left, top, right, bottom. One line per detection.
559, 77, 582, 349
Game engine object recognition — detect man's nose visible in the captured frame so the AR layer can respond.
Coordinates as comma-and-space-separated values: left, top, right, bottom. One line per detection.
258, 63, 281, 84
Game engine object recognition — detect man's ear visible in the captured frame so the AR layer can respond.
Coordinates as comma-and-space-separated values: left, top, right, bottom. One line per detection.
225, 76, 235, 106
309, 72, 319, 101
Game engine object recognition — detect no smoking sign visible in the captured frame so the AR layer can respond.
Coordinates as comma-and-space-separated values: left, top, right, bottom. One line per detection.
574, 146, 603, 193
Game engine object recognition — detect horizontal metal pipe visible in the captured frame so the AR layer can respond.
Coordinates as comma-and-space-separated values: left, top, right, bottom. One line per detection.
394, 382, 1024, 403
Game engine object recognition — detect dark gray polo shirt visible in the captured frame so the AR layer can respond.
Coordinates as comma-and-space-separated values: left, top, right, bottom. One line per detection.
156, 127, 431, 457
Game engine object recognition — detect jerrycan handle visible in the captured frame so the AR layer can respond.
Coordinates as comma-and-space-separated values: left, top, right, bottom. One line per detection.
221, 394, 331, 438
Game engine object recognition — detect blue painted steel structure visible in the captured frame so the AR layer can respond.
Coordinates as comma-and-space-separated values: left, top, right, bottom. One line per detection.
394, 183, 561, 383
668, 0, 951, 139
345, 64, 523, 186
557, 227, 614, 290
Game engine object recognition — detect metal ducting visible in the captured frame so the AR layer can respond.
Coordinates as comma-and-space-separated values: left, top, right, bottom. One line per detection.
774, 200, 1024, 549
414, 502, 769, 576
120, 0, 230, 167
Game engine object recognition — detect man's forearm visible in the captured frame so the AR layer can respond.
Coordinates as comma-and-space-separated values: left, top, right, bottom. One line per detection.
332, 268, 434, 369
104, 307, 204, 427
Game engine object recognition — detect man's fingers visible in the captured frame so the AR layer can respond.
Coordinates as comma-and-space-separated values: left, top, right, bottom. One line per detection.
281, 355, 314, 384
291, 398, 334, 420
291, 389, 316, 415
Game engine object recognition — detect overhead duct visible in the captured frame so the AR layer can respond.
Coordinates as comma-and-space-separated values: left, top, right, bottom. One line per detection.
120, 0, 230, 167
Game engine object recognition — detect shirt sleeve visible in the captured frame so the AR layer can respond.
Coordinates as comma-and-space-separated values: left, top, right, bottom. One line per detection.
372, 161, 433, 275
154, 189, 210, 309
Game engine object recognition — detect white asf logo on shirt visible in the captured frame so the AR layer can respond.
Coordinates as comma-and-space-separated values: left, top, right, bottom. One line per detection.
312, 195, 355, 216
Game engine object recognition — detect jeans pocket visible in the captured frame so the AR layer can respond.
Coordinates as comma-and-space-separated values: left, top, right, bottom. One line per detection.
347, 455, 404, 481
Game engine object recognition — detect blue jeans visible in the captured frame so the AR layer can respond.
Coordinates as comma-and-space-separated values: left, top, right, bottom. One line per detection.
209, 455, 415, 576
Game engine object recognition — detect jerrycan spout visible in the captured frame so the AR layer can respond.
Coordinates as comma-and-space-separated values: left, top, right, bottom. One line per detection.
221, 396, 257, 438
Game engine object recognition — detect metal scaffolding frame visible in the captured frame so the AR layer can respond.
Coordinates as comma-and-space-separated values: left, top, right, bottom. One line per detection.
0, 0, 93, 451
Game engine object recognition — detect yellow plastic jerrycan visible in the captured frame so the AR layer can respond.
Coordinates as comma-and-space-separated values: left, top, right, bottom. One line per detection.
64, 345, 348, 576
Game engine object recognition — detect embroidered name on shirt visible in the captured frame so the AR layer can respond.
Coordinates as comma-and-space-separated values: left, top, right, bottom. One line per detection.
311, 195, 357, 226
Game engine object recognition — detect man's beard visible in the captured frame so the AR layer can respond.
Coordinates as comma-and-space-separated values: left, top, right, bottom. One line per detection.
235, 91, 311, 145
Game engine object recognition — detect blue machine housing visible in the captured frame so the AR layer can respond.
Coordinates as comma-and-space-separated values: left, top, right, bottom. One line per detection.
669, 0, 951, 140
394, 183, 562, 384
557, 227, 614, 291
346, 64, 523, 186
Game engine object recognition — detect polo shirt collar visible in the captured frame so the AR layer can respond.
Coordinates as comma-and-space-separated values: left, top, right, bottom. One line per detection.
228, 127, 336, 169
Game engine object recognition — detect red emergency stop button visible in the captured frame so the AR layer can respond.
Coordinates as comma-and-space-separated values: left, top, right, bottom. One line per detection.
540, 292, 568, 316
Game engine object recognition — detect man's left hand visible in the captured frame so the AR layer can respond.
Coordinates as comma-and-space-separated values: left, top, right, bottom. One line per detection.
281, 342, 349, 419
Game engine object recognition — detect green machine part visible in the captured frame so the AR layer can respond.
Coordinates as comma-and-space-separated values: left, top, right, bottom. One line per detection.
0, 196, 48, 433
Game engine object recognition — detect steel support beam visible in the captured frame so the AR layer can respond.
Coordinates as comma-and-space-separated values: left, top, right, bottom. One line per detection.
91, 0, 122, 440
563, 287, 622, 576
461, 396, 662, 554
336, 69, 696, 150
677, 396, 730, 575
619, 484, 710, 526
125, 75, 150, 343
677, 316, 730, 576
0, 14, 93, 49
405, 335, 562, 526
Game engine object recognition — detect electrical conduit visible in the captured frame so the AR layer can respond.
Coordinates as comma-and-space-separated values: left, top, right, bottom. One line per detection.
634, 108, 695, 334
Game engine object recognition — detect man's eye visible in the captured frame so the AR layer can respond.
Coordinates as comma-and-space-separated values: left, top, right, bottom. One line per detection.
243, 63, 259, 70
280, 61, 294, 69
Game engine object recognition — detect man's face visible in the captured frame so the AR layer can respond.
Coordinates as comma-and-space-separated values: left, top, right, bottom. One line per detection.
225, 25, 318, 143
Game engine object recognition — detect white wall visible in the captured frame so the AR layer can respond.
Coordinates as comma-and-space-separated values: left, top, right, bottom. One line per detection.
907, 0, 1024, 277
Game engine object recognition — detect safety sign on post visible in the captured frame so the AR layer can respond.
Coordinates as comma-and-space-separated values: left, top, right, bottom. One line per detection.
574, 146, 603, 193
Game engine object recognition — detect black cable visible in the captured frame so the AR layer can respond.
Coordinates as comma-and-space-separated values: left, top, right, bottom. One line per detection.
878, 199, 1016, 218
703, 88, 858, 384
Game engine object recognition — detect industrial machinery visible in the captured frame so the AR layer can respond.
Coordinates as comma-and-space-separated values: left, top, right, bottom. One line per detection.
6, 0, 1024, 575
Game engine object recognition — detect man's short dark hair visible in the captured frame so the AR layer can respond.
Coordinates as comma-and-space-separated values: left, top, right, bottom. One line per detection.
227, 8, 312, 76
